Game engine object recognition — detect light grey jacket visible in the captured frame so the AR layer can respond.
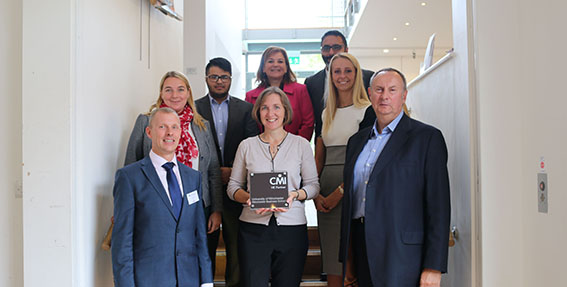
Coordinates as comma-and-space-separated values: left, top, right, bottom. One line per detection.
227, 133, 320, 225
124, 114, 223, 212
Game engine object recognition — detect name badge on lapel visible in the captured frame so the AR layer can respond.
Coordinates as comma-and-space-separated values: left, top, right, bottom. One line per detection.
187, 190, 200, 205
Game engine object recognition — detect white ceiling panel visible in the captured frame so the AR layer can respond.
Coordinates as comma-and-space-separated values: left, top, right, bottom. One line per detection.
349, 0, 453, 56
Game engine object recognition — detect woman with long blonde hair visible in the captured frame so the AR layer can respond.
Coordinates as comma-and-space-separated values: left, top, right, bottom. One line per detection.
314, 53, 370, 287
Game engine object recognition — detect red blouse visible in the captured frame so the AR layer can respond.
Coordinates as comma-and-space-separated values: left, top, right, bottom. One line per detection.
246, 82, 314, 142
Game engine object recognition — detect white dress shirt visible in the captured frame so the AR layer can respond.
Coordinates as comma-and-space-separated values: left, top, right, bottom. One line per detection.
149, 150, 184, 205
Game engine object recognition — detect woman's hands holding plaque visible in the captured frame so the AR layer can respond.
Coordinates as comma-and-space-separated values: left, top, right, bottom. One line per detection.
246, 189, 307, 215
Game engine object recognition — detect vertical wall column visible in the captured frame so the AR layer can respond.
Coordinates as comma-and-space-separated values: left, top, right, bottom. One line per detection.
22, 0, 76, 286
0, 0, 23, 285
183, 0, 207, 98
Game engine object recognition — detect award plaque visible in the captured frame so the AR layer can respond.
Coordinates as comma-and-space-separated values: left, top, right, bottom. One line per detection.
249, 171, 289, 209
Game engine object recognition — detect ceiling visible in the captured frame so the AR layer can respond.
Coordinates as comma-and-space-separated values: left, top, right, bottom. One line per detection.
348, 0, 453, 57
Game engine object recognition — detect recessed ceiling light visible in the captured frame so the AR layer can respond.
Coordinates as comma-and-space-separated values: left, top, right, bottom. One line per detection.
421, 2, 427, 6
393, 37, 398, 41
383, 49, 390, 53
405, 22, 411, 26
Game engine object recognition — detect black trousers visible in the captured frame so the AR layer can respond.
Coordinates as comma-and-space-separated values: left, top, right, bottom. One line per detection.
238, 216, 308, 287
351, 218, 373, 287
222, 197, 243, 287
204, 205, 220, 278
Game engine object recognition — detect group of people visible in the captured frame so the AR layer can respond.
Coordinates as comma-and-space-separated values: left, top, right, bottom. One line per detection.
110, 30, 451, 287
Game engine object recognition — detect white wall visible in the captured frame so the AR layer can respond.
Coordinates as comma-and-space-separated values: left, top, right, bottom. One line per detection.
22, 0, 75, 284
184, 0, 245, 100
403, 2, 476, 286
407, 54, 475, 286
352, 53, 444, 83
474, 0, 567, 286
205, 0, 245, 98
22, 0, 184, 285
0, 0, 23, 285
401, 0, 567, 285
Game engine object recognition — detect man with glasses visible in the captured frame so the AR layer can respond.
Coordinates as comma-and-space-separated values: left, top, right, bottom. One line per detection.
196, 57, 259, 287
305, 30, 375, 138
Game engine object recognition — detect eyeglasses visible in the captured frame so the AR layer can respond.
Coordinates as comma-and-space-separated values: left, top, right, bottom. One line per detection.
321, 44, 344, 52
206, 75, 232, 82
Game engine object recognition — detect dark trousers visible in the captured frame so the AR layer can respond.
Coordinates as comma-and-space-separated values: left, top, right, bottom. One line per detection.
222, 198, 243, 287
351, 218, 373, 287
238, 216, 308, 287
204, 205, 220, 278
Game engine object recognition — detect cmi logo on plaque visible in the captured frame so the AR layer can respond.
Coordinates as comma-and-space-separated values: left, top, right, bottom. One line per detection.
249, 172, 289, 209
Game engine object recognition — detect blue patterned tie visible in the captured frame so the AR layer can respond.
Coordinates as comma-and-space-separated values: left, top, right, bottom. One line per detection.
162, 162, 182, 219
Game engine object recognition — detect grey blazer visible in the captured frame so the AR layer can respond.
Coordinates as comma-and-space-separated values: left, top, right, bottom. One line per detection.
124, 114, 223, 212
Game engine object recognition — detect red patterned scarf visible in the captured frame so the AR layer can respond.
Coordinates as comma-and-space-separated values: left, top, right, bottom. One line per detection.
160, 103, 199, 167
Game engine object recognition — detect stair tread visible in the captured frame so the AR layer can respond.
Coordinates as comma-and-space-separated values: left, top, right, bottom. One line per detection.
212, 280, 327, 287
214, 225, 323, 281
215, 248, 321, 256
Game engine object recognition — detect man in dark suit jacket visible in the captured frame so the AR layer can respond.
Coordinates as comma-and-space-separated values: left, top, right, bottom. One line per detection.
340, 68, 450, 286
195, 57, 259, 287
112, 108, 213, 287
304, 30, 374, 138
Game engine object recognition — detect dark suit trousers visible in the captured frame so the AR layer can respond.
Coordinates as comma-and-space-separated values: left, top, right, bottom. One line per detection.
205, 205, 221, 279
238, 216, 308, 287
222, 196, 242, 286
351, 218, 374, 287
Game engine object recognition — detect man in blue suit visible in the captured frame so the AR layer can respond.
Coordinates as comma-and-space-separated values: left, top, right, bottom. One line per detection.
112, 107, 213, 287
340, 68, 450, 286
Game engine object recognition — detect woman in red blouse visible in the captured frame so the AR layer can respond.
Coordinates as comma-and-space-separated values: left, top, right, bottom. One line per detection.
246, 46, 315, 141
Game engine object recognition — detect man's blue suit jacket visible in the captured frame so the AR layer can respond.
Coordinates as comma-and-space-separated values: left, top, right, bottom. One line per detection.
340, 114, 451, 286
111, 156, 213, 287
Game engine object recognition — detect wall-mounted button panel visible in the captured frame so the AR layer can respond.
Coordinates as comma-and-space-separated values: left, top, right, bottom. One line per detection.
537, 173, 548, 213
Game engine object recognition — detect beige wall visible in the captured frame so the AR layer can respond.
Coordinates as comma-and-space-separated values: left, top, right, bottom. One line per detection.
399, 0, 567, 285
183, 0, 207, 98
0, 0, 23, 285
475, 0, 567, 285
22, 0, 184, 285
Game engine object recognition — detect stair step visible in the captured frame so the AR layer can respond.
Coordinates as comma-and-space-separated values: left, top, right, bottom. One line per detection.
212, 279, 327, 287
214, 226, 323, 281
214, 249, 322, 280
215, 248, 320, 257
300, 280, 328, 287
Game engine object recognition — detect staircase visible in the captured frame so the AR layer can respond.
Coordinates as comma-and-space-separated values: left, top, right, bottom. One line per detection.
213, 226, 326, 286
